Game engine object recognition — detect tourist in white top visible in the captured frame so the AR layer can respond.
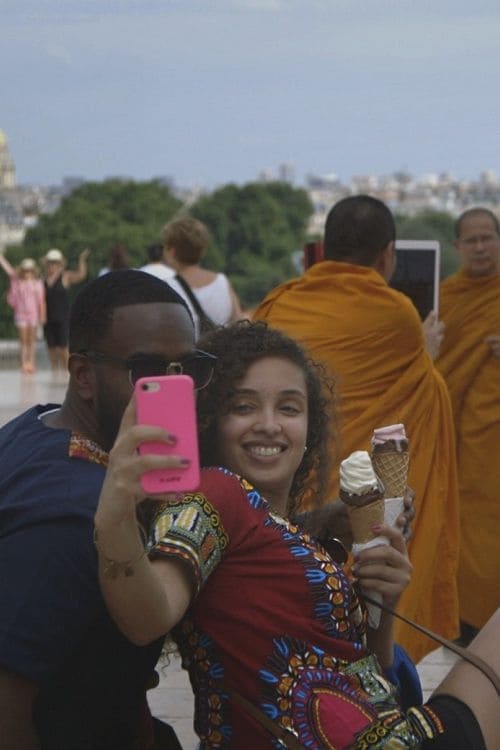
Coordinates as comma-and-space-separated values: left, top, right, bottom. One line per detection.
161, 216, 243, 326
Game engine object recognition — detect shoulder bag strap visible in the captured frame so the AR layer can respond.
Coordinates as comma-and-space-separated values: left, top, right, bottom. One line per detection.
363, 594, 500, 696
225, 600, 500, 747
174, 274, 215, 331
224, 684, 307, 750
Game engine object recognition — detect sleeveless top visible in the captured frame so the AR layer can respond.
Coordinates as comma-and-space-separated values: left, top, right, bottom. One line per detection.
192, 274, 233, 326
45, 274, 69, 323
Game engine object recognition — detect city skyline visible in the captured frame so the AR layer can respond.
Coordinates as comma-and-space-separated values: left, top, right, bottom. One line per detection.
3, 1, 500, 188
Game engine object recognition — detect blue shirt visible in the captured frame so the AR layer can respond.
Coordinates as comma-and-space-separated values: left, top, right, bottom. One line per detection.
0, 406, 163, 749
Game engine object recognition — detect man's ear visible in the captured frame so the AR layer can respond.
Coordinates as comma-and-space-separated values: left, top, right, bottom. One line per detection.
68, 354, 95, 400
374, 240, 396, 282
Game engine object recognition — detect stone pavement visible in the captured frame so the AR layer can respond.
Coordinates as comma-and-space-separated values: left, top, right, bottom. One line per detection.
0, 363, 459, 749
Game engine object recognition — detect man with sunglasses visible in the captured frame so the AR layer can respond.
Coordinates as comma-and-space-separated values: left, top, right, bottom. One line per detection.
0, 270, 216, 750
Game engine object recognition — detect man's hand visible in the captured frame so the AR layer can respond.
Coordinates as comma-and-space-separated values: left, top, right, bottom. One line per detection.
484, 334, 500, 358
422, 311, 445, 360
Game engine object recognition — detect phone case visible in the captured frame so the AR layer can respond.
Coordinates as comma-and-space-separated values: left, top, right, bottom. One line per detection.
135, 374, 200, 494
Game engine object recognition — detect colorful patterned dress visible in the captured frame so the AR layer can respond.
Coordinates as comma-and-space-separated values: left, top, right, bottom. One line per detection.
146, 467, 444, 749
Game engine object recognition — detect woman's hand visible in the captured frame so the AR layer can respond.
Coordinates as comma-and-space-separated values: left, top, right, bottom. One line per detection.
352, 524, 412, 609
94, 395, 188, 534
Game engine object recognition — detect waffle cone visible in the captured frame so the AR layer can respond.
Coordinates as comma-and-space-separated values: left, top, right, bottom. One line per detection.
371, 450, 409, 498
347, 497, 385, 544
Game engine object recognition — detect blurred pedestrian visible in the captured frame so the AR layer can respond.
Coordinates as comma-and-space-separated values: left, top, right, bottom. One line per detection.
139, 242, 175, 282
43, 247, 90, 373
0, 252, 45, 373
162, 216, 243, 328
98, 243, 130, 277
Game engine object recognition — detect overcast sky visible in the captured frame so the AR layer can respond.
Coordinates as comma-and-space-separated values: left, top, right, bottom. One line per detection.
2, 0, 500, 188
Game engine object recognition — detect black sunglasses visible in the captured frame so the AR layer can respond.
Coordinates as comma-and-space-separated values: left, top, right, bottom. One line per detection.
77, 349, 217, 390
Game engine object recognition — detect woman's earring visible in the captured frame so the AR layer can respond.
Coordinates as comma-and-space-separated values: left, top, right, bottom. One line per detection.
303, 445, 308, 453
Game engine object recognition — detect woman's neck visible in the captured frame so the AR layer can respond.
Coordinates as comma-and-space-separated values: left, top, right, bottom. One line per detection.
176, 261, 197, 274
264, 489, 290, 518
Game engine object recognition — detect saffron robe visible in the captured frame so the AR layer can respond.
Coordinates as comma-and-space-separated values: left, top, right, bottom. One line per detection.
254, 261, 460, 661
436, 269, 500, 629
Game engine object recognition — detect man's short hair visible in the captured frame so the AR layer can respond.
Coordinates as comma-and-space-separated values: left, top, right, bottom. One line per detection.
323, 195, 396, 265
454, 207, 500, 238
161, 216, 210, 265
146, 242, 164, 263
69, 269, 190, 353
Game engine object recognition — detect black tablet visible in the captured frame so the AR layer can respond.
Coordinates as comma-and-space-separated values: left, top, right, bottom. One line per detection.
391, 240, 440, 320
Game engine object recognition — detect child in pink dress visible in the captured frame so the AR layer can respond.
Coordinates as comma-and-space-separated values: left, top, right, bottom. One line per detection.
0, 253, 46, 373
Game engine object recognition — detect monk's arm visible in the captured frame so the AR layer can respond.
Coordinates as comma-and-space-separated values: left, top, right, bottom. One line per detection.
422, 311, 445, 360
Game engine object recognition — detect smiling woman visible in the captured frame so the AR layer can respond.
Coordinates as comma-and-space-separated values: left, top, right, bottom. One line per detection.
197, 319, 335, 517
213, 356, 309, 516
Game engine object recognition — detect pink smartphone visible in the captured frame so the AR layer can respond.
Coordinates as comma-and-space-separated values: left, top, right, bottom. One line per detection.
135, 374, 200, 494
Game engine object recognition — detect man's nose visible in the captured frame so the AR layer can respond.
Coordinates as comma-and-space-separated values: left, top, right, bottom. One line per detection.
472, 237, 486, 251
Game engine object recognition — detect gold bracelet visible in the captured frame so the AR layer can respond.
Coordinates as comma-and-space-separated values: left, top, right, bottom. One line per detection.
93, 525, 147, 579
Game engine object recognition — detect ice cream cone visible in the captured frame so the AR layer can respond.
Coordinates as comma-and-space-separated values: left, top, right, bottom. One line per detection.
340, 489, 385, 545
371, 444, 409, 498
339, 450, 387, 629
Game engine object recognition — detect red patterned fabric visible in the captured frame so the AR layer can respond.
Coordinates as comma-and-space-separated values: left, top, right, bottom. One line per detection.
149, 468, 444, 749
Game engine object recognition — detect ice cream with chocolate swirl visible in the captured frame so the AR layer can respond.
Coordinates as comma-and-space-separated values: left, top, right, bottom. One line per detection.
340, 450, 387, 627
339, 450, 384, 544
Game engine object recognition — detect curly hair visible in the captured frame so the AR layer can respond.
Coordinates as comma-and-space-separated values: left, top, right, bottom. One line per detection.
197, 320, 337, 516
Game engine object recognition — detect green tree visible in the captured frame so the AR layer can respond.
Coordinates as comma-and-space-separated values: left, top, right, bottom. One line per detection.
191, 181, 313, 307
395, 210, 459, 278
21, 179, 182, 273
0, 179, 182, 337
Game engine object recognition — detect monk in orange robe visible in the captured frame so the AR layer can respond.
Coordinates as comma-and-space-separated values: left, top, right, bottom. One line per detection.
436, 207, 500, 639
255, 195, 460, 662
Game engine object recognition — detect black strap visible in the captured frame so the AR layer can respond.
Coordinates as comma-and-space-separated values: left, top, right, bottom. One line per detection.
363, 594, 500, 696
225, 599, 500, 747
174, 274, 216, 333
225, 685, 307, 750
